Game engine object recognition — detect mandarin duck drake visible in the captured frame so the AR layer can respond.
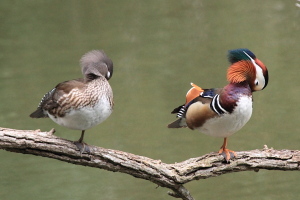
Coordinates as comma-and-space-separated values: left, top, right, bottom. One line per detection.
30, 50, 114, 154
168, 48, 268, 162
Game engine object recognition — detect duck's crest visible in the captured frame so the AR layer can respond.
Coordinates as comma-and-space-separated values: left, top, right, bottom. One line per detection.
228, 48, 256, 64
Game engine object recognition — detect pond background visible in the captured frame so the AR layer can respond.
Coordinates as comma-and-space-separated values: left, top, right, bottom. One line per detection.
1, 1, 300, 199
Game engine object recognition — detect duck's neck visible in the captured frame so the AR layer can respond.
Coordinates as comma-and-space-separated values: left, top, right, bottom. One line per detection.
218, 81, 252, 113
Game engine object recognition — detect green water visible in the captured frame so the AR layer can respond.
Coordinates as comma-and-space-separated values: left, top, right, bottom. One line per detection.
1, 1, 300, 199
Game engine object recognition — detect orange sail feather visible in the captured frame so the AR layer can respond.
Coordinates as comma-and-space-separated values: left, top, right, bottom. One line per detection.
185, 83, 204, 105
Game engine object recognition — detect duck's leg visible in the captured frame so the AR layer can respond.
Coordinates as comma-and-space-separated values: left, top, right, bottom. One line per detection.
74, 130, 91, 155
218, 137, 237, 162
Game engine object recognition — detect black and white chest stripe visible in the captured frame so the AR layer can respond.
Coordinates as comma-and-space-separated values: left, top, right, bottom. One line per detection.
210, 94, 229, 115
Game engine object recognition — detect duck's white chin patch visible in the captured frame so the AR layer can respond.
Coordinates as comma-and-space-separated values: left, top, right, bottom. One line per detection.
197, 95, 253, 138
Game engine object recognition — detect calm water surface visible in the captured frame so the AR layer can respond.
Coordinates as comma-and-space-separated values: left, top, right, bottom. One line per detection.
1, 1, 300, 200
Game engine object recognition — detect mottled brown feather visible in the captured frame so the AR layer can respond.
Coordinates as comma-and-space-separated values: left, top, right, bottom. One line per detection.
31, 76, 113, 118
55, 79, 86, 93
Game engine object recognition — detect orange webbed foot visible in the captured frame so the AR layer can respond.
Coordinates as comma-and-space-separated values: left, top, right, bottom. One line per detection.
218, 148, 237, 162
219, 138, 237, 162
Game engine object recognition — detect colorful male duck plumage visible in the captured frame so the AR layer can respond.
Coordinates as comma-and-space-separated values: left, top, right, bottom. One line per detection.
168, 48, 268, 161
30, 50, 114, 154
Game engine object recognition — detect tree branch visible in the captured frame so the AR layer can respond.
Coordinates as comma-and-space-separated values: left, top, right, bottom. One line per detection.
1, 127, 299, 200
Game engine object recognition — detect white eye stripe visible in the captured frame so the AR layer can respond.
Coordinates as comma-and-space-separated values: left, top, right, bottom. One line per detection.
243, 51, 261, 70
243, 51, 254, 61
243, 51, 257, 66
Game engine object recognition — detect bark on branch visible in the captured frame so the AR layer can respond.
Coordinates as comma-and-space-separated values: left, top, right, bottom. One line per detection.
1, 127, 299, 200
